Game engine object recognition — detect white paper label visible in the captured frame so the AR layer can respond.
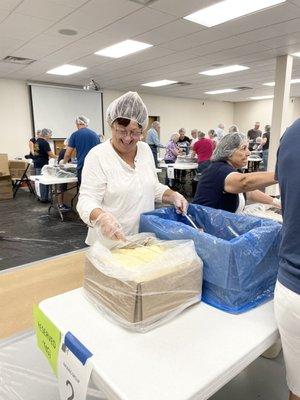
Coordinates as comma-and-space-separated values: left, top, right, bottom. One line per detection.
58, 332, 93, 400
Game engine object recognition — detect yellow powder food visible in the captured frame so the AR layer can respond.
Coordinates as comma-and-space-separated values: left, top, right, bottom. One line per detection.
111, 245, 164, 271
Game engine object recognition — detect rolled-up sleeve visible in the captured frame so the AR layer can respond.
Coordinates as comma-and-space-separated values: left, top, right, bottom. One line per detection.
76, 149, 106, 225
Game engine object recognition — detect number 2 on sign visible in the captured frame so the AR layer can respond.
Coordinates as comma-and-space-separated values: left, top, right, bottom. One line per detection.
66, 380, 74, 400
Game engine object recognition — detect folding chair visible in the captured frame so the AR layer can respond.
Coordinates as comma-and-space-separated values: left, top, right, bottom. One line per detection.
9, 160, 35, 198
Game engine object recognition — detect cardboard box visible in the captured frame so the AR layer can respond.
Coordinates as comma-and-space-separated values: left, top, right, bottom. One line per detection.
84, 240, 202, 331
0, 175, 13, 200
0, 154, 9, 176
9, 160, 28, 179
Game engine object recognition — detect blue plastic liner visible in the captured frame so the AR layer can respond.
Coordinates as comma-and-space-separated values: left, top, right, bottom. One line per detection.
139, 204, 281, 314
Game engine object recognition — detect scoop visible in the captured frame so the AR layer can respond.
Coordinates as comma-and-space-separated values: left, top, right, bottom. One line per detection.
183, 213, 199, 230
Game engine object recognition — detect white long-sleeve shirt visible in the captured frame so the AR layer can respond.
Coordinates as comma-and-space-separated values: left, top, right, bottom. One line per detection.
77, 139, 169, 245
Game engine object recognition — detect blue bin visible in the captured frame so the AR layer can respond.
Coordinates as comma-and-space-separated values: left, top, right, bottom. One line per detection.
139, 204, 281, 313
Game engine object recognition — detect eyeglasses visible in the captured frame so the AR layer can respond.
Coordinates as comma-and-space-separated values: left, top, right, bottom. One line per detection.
114, 126, 143, 138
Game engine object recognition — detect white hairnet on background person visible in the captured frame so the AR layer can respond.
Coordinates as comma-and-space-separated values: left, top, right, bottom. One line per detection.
76, 115, 89, 126
212, 132, 247, 162
106, 91, 148, 131
40, 128, 52, 137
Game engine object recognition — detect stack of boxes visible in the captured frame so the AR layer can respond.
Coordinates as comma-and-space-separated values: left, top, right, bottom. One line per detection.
0, 154, 13, 200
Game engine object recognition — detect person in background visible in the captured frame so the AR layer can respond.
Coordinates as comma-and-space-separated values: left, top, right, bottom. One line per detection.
215, 123, 225, 141
146, 121, 165, 167
193, 133, 279, 213
57, 138, 71, 211
274, 118, 300, 400
191, 131, 214, 173
208, 129, 217, 150
177, 128, 191, 155
62, 116, 100, 186
228, 124, 239, 134
248, 122, 262, 150
261, 124, 271, 170
28, 130, 41, 159
34, 128, 57, 202
164, 133, 182, 187
77, 92, 187, 245
190, 129, 198, 149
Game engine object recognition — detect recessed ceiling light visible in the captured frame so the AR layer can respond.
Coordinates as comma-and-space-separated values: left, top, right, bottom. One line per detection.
95, 40, 152, 58
292, 52, 300, 57
249, 95, 274, 100
200, 65, 249, 76
58, 29, 78, 36
205, 88, 238, 95
142, 80, 178, 87
184, 0, 286, 27
264, 78, 300, 86
46, 64, 87, 76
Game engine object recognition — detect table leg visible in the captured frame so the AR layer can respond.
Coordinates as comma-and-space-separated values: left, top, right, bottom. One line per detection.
48, 184, 64, 222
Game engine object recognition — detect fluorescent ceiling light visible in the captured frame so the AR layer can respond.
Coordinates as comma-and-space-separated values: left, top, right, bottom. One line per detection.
95, 39, 152, 58
250, 95, 274, 100
142, 80, 178, 87
292, 52, 300, 57
46, 64, 86, 76
264, 78, 300, 86
184, 0, 286, 27
205, 88, 238, 95
200, 64, 249, 76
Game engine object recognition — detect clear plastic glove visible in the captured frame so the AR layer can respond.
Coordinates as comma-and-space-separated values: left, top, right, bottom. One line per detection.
172, 192, 188, 214
272, 198, 281, 209
93, 212, 125, 241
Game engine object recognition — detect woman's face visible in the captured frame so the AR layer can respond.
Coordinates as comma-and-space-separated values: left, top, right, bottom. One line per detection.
111, 120, 142, 155
228, 141, 250, 168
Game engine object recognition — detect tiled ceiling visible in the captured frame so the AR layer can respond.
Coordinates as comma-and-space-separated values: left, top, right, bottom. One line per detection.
2, 0, 300, 101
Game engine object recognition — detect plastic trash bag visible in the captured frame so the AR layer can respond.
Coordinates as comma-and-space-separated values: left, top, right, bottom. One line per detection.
139, 204, 281, 314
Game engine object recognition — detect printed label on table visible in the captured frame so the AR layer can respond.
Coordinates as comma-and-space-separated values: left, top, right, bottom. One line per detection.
58, 331, 93, 400
33, 305, 61, 375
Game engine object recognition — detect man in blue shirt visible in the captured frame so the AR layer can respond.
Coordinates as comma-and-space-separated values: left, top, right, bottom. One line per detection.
63, 116, 100, 185
146, 121, 165, 167
274, 118, 300, 400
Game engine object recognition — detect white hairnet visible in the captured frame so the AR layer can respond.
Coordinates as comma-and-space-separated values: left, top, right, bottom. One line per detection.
106, 91, 148, 131
212, 132, 247, 162
76, 115, 89, 126
40, 128, 52, 137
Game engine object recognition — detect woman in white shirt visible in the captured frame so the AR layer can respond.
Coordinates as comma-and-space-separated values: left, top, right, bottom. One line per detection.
77, 91, 188, 245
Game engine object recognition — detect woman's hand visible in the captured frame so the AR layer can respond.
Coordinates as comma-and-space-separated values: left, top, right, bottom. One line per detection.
271, 198, 281, 209
172, 192, 188, 214
93, 212, 125, 241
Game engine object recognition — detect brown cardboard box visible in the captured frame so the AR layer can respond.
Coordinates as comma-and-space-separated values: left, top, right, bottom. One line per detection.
84, 240, 202, 331
0, 175, 13, 200
9, 160, 28, 179
0, 154, 9, 176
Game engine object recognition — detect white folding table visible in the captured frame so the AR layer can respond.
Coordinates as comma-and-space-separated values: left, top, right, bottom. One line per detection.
39, 288, 279, 400
30, 175, 78, 221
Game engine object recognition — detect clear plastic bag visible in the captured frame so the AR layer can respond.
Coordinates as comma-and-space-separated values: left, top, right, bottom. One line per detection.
83, 234, 203, 332
139, 205, 282, 314
41, 165, 76, 178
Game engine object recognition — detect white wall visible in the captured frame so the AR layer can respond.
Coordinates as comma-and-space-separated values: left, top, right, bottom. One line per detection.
233, 98, 296, 135
0, 79, 32, 159
0, 80, 234, 158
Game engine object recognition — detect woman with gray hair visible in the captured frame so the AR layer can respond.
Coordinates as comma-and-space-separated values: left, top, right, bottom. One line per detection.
193, 132, 279, 213
77, 92, 188, 245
